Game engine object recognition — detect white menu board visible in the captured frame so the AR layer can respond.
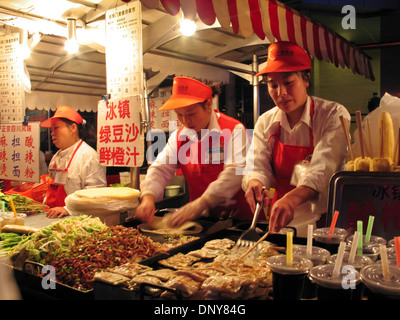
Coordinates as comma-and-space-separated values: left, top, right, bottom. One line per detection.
105, 1, 143, 99
148, 87, 182, 131
0, 33, 25, 122
0, 122, 40, 182
97, 96, 144, 167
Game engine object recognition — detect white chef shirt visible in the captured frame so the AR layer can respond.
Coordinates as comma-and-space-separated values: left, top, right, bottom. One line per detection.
48, 140, 107, 196
141, 110, 249, 208
242, 96, 351, 228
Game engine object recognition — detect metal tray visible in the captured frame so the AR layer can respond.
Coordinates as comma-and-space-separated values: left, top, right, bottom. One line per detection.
93, 227, 304, 300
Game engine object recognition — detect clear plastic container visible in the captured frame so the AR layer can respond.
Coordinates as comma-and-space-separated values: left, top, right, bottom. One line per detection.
14, 213, 26, 225
313, 227, 348, 254
3, 212, 16, 225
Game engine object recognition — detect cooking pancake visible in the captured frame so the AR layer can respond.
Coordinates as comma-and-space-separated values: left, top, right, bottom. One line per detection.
139, 215, 202, 235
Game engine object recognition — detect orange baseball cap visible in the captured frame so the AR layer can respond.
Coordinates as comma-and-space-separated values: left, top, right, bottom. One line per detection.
159, 76, 213, 111
40, 105, 84, 128
256, 41, 311, 76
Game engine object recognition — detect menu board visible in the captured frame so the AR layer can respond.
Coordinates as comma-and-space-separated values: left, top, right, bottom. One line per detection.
327, 171, 400, 240
97, 96, 144, 167
148, 87, 181, 131
0, 33, 25, 122
0, 122, 40, 182
105, 1, 143, 99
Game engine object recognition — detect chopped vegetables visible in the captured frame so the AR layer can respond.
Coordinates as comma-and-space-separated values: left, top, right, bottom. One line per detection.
0, 192, 49, 215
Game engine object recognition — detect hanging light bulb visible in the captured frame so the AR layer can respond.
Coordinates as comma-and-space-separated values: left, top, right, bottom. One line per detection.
18, 29, 31, 60
65, 18, 79, 54
180, 18, 196, 37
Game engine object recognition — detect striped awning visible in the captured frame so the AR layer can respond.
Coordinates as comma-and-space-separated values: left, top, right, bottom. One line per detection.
140, 0, 374, 80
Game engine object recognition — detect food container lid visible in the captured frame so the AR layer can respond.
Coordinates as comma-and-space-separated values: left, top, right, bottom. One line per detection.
309, 264, 361, 289
313, 227, 348, 244
266, 254, 313, 275
361, 264, 400, 296
292, 244, 330, 266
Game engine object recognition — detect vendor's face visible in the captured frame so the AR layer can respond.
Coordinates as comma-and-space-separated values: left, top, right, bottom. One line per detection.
50, 119, 77, 150
265, 72, 309, 116
174, 101, 212, 133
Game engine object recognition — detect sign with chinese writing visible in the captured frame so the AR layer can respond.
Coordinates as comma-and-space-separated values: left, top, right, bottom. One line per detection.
148, 87, 181, 131
327, 172, 400, 241
105, 1, 143, 99
0, 122, 40, 182
0, 33, 25, 122
97, 96, 144, 167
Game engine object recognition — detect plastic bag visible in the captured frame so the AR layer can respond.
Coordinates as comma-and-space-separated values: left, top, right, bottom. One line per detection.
4, 175, 50, 203
65, 192, 139, 217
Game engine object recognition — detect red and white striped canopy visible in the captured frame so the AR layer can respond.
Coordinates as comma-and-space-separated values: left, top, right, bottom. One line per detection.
140, 0, 374, 80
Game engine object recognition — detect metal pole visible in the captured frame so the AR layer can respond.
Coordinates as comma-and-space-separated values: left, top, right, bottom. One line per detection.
252, 54, 260, 127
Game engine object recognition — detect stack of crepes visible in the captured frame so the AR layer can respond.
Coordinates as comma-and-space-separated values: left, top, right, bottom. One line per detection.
65, 187, 140, 217
342, 110, 400, 172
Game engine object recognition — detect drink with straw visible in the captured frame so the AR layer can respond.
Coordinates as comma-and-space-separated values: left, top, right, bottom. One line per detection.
293, 225, 330, 299
361, 245, 400, 300
266, 231, 313, 300
309, 242, 362, 300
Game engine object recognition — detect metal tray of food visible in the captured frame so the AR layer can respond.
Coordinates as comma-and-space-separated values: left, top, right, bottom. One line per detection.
93, 226, 304, 300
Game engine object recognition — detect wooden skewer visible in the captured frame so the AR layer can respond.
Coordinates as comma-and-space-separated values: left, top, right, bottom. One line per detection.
356, 111, 365, 158
238, 231, 270, 260
366, 118, 374, 157
340, 115, 355, 161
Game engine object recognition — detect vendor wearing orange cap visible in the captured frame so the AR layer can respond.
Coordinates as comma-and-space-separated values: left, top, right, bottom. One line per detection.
242, 41, 351, 236
136, 76, 251, 227
40, 105, 106, 218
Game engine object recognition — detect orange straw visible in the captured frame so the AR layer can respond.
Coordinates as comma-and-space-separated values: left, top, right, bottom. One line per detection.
394, 237, 400, 268
329, 210, 339, 235
8, 197, 17, 217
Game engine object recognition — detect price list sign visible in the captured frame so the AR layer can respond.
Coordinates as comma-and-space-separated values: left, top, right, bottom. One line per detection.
105, 1, 143, 99
97, 96, 144, 167
0, 122, 40, 182
148, 87, 181, 131
0, 33, 25, 122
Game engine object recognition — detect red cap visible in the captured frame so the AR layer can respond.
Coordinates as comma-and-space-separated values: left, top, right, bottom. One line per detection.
256, 41, 312, 76
159, 76, 213, 111
40, 105, 84, 128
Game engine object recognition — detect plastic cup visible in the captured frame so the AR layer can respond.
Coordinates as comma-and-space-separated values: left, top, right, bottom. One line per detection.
361, 264, 400, 300
14, 213, 26, 225
346, 235, 386, 261
327, 252, 373, 271
292, 244, 330, 299
0, 216, 4, 228
308, 264, 362, 300
3, 212, 16, 225
313, 227, 348, 254
266, 254, 313, 300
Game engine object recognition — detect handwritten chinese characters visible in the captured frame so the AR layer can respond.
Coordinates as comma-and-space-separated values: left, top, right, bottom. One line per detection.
105, 1, 142, 99
0, 33, 25, 122
149, 87, 181, 131
0, 123, 40, 182
97, 96, 143, 167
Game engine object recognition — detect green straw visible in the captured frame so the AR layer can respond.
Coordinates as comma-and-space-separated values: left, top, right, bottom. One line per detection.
365, 216, 375, 243
357, 220, 363, 255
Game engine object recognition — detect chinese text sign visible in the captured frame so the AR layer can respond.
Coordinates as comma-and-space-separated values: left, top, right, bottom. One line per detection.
0, 122, 40, 182
97, 96, 144, 167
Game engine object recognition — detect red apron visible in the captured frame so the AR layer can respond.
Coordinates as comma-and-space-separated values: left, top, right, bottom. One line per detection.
269, 99, 315, 204
45, 140, 83, 208
177, 111, 252, 220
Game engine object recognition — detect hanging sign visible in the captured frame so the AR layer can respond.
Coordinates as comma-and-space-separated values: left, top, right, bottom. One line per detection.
0, 33, 25, 122
105, 1, 143, 99
97, 96, 144, 167
0, 122, 40, 182
148, 87, 181, 131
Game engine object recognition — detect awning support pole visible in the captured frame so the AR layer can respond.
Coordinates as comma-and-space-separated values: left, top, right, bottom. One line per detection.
252, 54, 260, 127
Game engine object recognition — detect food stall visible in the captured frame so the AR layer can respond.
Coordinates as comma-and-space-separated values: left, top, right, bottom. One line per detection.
0, 0, 399, 303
